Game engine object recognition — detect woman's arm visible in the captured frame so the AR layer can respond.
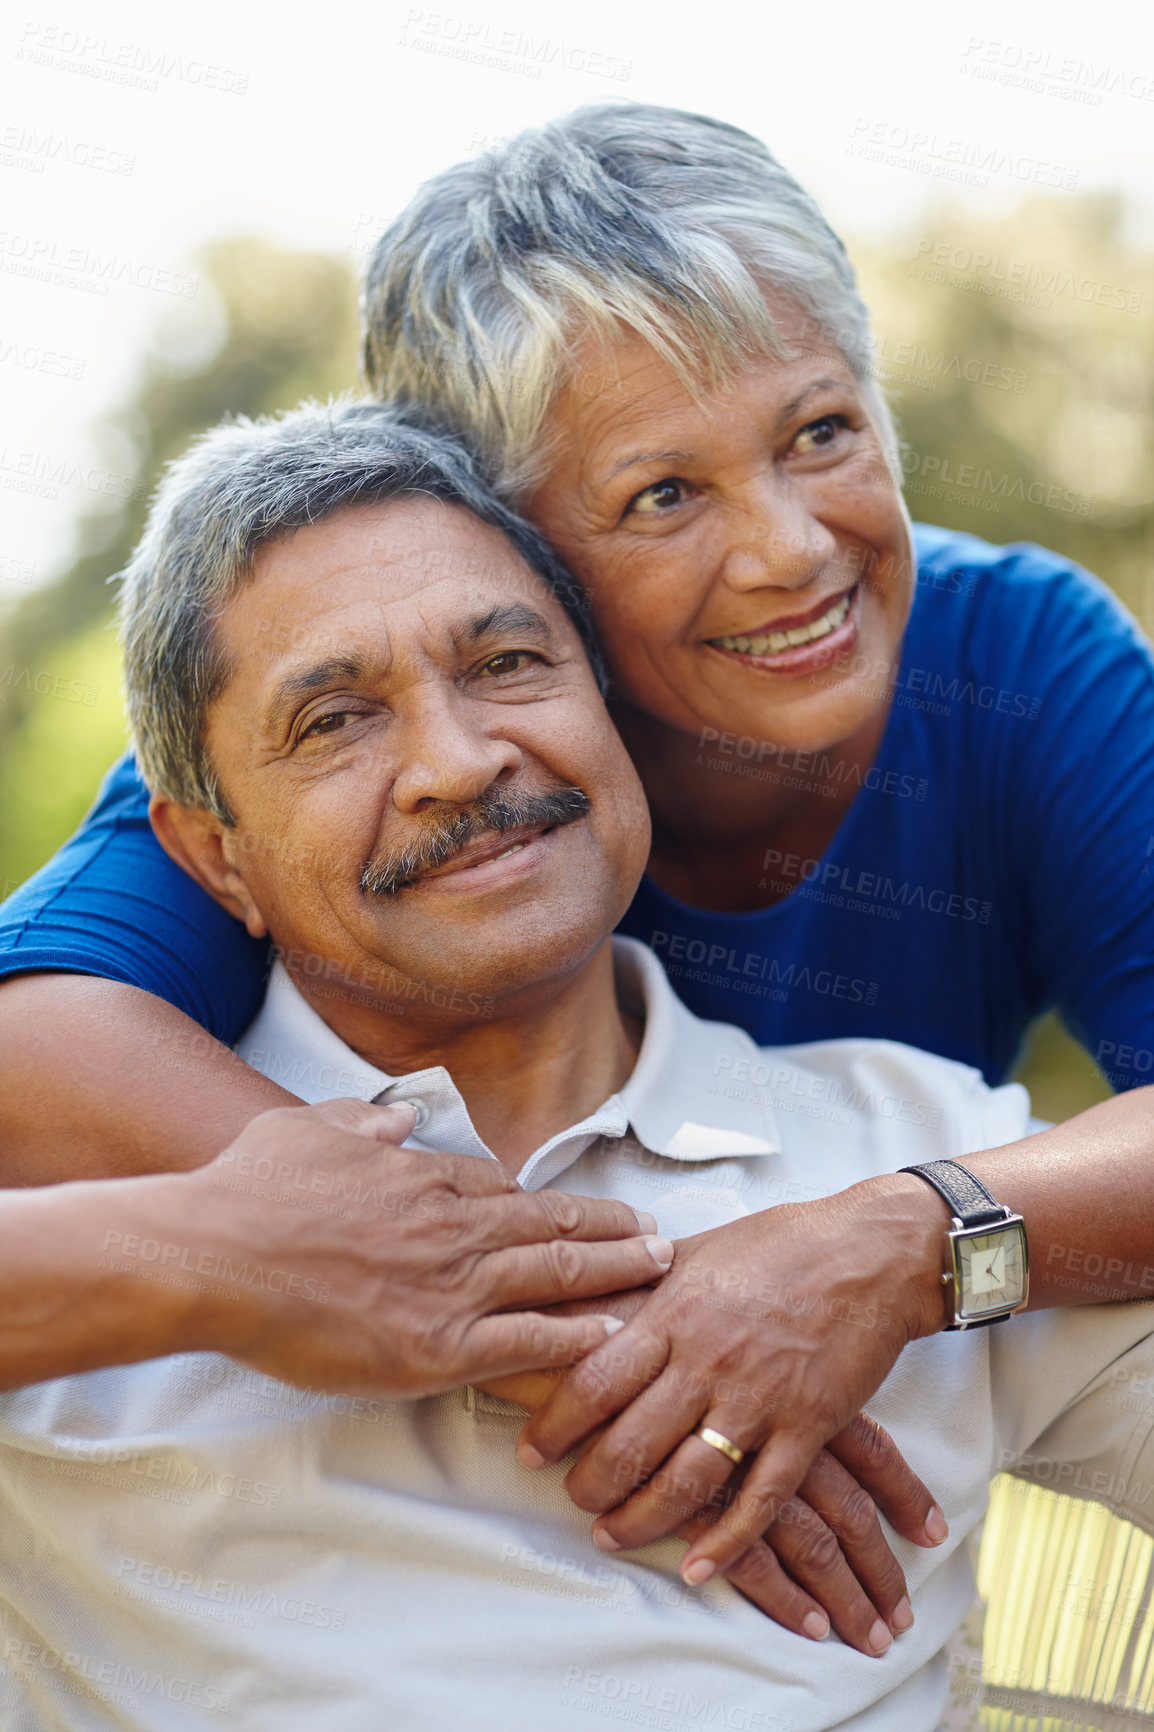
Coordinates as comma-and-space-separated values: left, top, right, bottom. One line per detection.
0, 753, 280, 1181
0, 974, 294, 1183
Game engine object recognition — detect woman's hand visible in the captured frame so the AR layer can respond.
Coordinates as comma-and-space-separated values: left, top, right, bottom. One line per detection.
483, 1286, 947, 1654
516, 1174, 950, 1583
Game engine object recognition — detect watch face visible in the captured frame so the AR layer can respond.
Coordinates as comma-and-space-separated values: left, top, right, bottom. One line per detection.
956, 1223, 1028, 1319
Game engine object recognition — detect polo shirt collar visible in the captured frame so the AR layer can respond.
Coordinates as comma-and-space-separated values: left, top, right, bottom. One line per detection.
244, 939, 780, 1188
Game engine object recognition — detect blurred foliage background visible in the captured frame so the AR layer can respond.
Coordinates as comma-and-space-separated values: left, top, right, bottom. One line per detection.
1, 197, 1150, 1118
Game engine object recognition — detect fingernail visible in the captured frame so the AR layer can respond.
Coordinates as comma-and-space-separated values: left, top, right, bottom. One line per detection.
592, 1527, 621, 1552
517, 1442, 545, 1470
681, 1558, 716, 1587
868, 1619, 892, 1655
891, 1596, 913, 1633
596, 1316, 625, 1337
924, 1505, 948, 1545
802, 1611, 830, 1641
644, 1235, 675, 1270
633, 1209, 658, 1234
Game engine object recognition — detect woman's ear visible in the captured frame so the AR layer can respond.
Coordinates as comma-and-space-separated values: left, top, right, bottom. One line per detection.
149, 797, 269, 941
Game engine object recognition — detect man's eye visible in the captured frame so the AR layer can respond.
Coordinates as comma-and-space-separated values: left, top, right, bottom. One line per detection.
627, 478, 693, 516
792, 414, 850, 456
479, 651, 540, 677
300, 711, 352, 740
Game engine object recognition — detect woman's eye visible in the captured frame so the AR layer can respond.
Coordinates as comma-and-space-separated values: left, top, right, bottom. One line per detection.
792, 414, 850, 456
628, 478, 692, 516
480, 651, 539, 677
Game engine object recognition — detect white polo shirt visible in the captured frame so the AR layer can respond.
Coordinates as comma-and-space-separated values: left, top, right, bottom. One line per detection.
2, 939, 1152, 1732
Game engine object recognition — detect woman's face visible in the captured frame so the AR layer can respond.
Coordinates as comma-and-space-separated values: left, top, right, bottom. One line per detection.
522, 298, 914, 756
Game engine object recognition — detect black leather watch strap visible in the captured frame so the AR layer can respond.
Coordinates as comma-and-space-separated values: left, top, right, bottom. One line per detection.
898, 1159, 1008, 1228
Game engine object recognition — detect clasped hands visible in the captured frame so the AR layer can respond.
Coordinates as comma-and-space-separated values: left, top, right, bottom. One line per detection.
191, 1102, 951, 1656
502, 1177, 955, 1654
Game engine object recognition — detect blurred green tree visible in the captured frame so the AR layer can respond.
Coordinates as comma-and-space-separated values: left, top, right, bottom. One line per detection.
0, 236, 359, 893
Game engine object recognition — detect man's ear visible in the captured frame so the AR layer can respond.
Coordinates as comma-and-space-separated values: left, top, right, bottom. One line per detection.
149, 797, 269, 941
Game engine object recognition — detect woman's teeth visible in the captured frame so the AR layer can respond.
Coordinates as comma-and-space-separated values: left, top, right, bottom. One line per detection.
713, 591, 852, 656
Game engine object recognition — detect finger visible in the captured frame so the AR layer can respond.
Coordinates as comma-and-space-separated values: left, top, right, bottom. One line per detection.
826, 1413, 948, 1548
462, 1311, 628, 1384
761, 1490, 895, 1656
793, 1452, 911, 1637
586, 1404, 755, 1547
679, 1431, 822, 1585
301, 1097, 420, 1142
482, 1234, 674, 1310
678, 1517, 831, 1643
472, 1187, 662, 1251
517, 1322, 670, 1470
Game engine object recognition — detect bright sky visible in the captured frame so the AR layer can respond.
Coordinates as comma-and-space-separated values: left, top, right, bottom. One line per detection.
1, 0, 1149, 596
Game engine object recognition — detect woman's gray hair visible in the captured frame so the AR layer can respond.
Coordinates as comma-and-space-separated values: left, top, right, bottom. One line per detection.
119, 398, 603, 822
362, 101, 897, 499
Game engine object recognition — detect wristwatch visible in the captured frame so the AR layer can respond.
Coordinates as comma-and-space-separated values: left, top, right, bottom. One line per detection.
899, 1160, 1029, 1330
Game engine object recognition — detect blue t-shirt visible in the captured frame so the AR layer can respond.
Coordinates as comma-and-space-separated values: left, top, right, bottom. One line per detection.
3, 524, 1153, 1089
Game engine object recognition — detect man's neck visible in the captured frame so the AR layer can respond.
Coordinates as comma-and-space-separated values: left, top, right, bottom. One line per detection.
288, 940, 642, 1174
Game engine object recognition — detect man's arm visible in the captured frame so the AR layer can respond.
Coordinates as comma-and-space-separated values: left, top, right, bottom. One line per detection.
0, 1097, 670, 1394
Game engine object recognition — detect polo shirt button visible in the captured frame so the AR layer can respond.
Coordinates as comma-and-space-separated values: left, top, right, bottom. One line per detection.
403, 1097, 431, 1132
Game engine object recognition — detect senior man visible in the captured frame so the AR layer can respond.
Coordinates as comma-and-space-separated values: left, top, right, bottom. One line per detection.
3, 401, 1153, 1732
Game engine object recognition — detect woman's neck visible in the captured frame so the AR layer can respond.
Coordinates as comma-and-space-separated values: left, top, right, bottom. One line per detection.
612, 699, 892, 914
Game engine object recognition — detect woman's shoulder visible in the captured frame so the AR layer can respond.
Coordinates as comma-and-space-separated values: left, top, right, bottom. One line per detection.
908, 522, 1153, 686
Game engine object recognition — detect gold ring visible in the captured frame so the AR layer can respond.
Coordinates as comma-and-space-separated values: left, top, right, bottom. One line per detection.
695, 1426, 744, 1465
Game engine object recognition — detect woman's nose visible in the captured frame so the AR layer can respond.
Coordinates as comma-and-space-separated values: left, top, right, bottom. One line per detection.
717, 482, 838, 593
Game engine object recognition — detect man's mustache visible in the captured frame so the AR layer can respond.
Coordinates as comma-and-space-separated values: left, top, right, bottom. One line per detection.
359, 785, 591, 897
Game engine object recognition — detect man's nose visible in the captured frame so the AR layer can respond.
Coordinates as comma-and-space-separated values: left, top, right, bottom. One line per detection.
390, 697, 523, 814
716, 474, 838, 594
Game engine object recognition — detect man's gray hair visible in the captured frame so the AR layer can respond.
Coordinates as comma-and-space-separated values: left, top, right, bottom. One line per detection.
119, 398, 603, 823
362, 101, 897, 499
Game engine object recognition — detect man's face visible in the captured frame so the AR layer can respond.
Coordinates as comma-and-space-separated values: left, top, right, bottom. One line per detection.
191, 497, 650, 1019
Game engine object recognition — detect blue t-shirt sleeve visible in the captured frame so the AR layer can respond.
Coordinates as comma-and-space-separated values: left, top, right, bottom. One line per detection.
993, 551, 1154, 1090
0, 752, 270, 1045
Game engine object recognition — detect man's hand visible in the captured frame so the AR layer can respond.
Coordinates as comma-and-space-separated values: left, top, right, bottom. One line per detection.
153, 1098, 673, 1396
516, 1174, 949, 1583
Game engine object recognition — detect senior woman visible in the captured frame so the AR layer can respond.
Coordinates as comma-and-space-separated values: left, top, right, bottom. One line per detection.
3, 103, 1154, 1646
